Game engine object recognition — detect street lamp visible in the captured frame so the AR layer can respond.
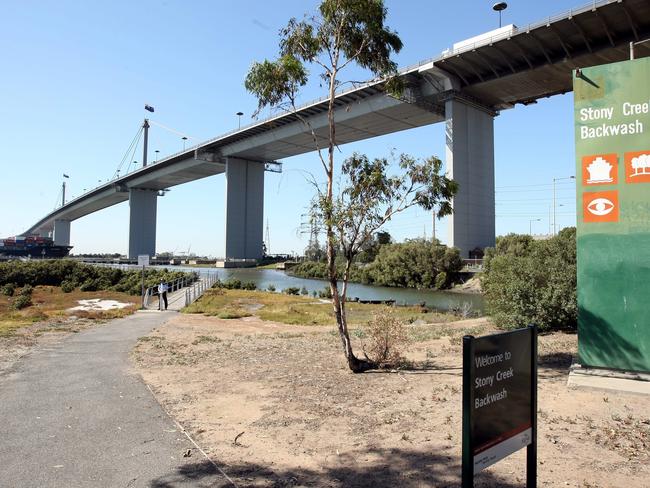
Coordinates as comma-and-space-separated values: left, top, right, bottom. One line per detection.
553, 176, 575, 235
493, 2, 508, 28
62, 174, 69, 206
529, 218, 541, 235
182, 136, 188, 150
155, 150, 160, 162
236, 111, 243, 129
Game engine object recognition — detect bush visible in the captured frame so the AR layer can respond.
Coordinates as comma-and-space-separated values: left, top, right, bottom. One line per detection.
1, 283, 16, 297
79, 280, 98, 292
20, 285, 34, 297
482, 228, 577, 332
283, 286, 300, 295
318, 286, 332, 299
267, 284, 276, 292
362, 311, 408, 367
241, 281, 257, 291
12, 294, 32, 310
222, 279, 242, 290
60, 280, 75, 293
300, 286, 309, 295
434, 271, 448, 290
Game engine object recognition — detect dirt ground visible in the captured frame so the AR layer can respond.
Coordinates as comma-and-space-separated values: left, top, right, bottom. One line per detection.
133, 314, 649, 488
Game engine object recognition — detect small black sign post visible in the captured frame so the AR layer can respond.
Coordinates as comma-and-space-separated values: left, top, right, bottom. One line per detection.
462, 325, 537, 487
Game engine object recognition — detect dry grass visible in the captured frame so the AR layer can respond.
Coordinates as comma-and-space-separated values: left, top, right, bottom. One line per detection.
0, 286, 139, 337
183, 288, 455, 327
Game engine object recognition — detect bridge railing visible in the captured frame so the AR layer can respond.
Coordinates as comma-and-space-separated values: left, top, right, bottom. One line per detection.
143, 274, 204, 309
183, 272, 219, 308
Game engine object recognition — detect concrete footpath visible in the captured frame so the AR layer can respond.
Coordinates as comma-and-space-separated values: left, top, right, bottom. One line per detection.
0, 311, 233, 488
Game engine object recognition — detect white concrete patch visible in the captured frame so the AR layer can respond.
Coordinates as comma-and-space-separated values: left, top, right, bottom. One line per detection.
69, 299, 131, 312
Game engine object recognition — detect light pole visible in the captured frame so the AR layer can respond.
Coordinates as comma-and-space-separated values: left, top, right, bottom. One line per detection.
493, 2, 508, 28
182, 136, 188, 150
143, 104, 154, 167
553, 176, 575, 235
236, 111, 243, 129
62, 174, 69, 206
155, 150, 160, 162
529, 218, 541, 235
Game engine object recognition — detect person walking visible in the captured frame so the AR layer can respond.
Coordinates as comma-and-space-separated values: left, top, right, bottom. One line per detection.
158, 281, 168, 310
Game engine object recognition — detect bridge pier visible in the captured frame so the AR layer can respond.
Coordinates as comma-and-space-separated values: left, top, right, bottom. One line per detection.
224, 158, 264, 260
445, 97, 496, 258
53, 219, 71, 246
128, 189, 157, 259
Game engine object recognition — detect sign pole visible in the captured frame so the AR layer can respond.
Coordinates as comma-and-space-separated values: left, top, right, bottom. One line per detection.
462, 335, 475, 488
141, 264, 145, 309
527, 324, 538, 488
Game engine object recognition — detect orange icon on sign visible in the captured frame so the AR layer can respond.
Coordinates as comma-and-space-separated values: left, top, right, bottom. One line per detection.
581, 154, 618, 186
624, 151, 650, 183
583, 190, 619, 223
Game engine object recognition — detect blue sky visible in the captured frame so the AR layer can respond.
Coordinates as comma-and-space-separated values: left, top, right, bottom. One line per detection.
0, 0, 582, 256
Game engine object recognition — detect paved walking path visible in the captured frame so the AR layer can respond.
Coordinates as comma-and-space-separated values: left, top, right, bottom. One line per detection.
0, 311, 232, 488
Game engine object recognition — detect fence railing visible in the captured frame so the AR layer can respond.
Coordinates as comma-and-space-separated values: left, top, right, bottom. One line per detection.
183, 272, 219, 307
143, 275, 200, 309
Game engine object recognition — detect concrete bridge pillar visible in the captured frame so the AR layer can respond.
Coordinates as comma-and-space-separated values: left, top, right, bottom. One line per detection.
225, 158, 264, 260
445, 98, 495, 257
128, 189, 157, 259
53, 219, 71, 246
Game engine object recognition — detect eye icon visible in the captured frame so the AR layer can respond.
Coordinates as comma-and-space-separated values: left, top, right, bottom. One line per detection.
587, 197, 614, 216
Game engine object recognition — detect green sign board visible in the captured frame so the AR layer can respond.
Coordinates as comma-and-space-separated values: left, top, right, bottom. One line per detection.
574, 57, 650, 373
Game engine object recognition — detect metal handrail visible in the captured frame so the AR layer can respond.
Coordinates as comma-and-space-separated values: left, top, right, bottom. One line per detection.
144, 274, 199, 309
184, 272, 219, 307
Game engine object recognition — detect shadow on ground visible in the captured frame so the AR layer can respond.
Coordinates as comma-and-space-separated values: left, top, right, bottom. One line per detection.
150, 448, 521, 488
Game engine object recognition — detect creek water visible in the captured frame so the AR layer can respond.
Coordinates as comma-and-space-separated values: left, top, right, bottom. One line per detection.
170, 266, 483, 313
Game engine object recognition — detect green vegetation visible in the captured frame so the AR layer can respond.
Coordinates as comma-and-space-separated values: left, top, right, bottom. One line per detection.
183, 288, 453, 327
0, 260, 197, 295
481, 228, 577, 332
291, 239, 463, 290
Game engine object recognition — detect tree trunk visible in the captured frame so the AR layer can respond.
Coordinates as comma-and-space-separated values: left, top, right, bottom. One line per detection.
324, 65, 371, 373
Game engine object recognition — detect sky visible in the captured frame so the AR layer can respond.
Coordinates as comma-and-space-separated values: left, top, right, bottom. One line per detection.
0, 0, 584, 257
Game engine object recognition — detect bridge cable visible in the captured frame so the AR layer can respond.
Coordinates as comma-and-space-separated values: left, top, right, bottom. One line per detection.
112, 125, 144, 180
148, 119, 195, 141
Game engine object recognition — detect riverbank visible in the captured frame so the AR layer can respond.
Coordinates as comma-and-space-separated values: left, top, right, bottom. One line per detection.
172, 267, 484, 313
133, 314, 649, 487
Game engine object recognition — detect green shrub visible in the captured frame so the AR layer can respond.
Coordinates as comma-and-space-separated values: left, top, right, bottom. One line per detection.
222, 279, 242, 290
12, 294, 32, 310
482, 228, 576, 332
300, 286, 309, 295
434, 271, 448, 290
267, 284, 276, 292
283, 286, 300, 295
318, 287, 332, 299
318, 286, 332, 299
60, 280, 75, 293
79, 280, 98, 292
19, 285, 34, 297
241, 281, 257, 290
1, 283, 16, 297
0, 260, 197, 296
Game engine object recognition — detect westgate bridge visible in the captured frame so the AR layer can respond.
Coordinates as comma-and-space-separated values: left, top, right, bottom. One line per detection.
23, 0, 650, 259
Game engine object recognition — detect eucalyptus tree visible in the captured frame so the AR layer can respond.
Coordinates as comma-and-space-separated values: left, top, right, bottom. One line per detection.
245, 0, 457, 372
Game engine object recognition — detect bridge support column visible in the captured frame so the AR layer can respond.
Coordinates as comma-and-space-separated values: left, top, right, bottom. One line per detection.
128, 189, 157, 259
225, 158, 264, 260
445, 98, 496, 257
53, 220, 71, 246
